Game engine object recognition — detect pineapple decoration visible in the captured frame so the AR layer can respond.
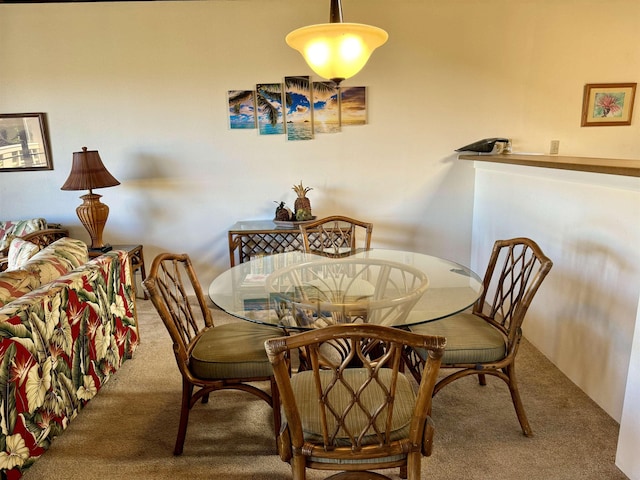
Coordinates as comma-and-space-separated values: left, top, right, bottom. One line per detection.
292, 181, 313, 221
274, 201, 293, 221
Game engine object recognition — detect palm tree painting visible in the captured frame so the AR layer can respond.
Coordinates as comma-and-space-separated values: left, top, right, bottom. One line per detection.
341, 86, 367, 126
257, 83, 285, 135
284, 76, 313, 141
313, 81, 341, 134
227, 90, 256, 129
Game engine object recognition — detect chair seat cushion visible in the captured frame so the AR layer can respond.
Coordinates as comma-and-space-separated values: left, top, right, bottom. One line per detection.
291, 368, 415, 447
190, 321, 285, 379
410, 312, 506, 364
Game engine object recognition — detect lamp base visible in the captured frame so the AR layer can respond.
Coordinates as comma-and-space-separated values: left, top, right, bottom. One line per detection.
89, 244, 113, 253
77, 192, 110, 251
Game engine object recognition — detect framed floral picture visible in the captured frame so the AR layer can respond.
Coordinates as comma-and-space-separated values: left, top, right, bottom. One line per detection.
581, 83, 636, 126
0, 112, 53, 171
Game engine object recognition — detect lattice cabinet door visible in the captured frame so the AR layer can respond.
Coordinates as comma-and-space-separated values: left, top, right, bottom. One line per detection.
234, 231, 305, 265
227, 221, 303, 266
227, 220, 341, 266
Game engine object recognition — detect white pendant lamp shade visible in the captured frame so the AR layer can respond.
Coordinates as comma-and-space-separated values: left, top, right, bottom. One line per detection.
286, 23, 387, 83
286, 1, 388, 85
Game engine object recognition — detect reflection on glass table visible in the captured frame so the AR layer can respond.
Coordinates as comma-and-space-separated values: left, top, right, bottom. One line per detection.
208, 249, 483, 331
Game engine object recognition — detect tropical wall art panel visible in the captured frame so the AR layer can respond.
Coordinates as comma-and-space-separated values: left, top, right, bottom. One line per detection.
341, 87, 367, 126
285, 76, 312, 141
257, 83, 285, 135
313, 81, 341, 134
228, 90, 257, 129
227, 77, 367, 141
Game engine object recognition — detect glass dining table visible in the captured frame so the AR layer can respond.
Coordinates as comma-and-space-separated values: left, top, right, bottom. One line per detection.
208, 249, 483, 331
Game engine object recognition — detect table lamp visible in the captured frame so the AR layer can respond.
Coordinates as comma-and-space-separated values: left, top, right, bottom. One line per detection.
61, 147, 120, 252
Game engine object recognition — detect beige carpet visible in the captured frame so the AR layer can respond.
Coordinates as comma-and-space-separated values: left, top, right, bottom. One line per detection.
23, 299, 628, 480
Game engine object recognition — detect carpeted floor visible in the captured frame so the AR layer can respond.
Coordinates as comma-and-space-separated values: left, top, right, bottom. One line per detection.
23, 299, 628, 479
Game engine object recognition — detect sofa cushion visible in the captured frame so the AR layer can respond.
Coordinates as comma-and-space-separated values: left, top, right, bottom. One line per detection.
0, 218, 47, 250
20, 237, 88, 285
0, 269, 39, 307
7, 238, 40, 270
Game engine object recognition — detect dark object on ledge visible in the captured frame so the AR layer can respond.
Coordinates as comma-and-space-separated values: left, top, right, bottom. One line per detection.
456, 137, 510, 153
90, 244, 113, 253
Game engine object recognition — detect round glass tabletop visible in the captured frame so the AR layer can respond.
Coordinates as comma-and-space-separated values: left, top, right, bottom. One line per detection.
208, 249, 483, 331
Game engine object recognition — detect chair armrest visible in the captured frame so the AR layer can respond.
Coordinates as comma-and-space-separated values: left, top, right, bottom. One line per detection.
0, 228, 69, 258
20, 228, 69, 249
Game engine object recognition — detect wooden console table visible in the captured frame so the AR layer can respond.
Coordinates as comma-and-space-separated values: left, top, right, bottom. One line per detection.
228, 220, 305, 267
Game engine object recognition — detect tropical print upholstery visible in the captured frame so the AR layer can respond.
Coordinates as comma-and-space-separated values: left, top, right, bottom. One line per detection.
0, 238, 86, 308
0, 270, 39, 308
0, 219, 47, 251
20, 238, 87, 285
0, 250, 138, 478
6, 239, 40, 271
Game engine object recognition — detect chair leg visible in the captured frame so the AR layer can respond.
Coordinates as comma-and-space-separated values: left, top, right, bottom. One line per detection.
406, 451, 421, 480
271, 376, 282, 445
291, 454, 306, 480
174, 380, 194, 455
506, 364, 533, 437
478, 373, 487, 386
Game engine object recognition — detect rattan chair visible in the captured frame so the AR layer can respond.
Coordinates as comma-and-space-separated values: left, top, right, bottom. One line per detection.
143, 252, 286, 455
265, 323, 446, 480
404, 237, 553, 436
299, 215, 373, 257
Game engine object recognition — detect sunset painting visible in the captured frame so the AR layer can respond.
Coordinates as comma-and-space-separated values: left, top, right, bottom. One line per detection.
313, 81, 340, 134
341, 86, 367, 126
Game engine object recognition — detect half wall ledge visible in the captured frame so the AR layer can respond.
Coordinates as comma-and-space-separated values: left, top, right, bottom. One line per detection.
459, 154, 640, 178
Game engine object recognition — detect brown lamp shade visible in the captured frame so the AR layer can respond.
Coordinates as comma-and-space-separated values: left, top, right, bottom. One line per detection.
61, 147, 120, 191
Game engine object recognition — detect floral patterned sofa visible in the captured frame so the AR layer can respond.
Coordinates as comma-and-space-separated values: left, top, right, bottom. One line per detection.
0, 237, 139, 478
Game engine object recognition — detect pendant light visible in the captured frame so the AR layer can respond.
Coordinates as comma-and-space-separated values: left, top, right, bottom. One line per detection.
285, 0, 388, 85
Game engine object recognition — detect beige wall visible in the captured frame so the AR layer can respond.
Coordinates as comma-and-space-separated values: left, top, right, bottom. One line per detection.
1, 0, 639, 469
2, 0, 487, 283
2, 0, 636, 285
